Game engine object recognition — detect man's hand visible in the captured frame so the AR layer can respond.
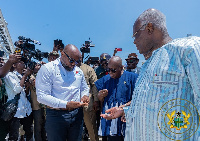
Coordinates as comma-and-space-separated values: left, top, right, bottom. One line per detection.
81, 95, 89, 104
113, 48, 118, 56
66, 101, 87, 109
98, 89, 108, 102
8, 53, 21, 64
29, 78, 36, 86
39, 61, 46, 65
23, 68, 32, 77
121, 113, 126, 122
100, 107, 124, 120
93, 101, 100, 111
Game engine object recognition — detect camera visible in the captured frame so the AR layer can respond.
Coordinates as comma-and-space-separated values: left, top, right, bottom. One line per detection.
14, 36, 41, 51
80, 39, 95, 53
88, 57, 99, 65
29, 49, 49, 61
14, 36, 48, 70
54, 39, 64, 50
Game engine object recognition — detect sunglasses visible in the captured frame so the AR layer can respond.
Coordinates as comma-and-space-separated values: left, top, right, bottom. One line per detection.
63, 51, 81, 65
108, 68, 117, 73
127, 59, 138, 63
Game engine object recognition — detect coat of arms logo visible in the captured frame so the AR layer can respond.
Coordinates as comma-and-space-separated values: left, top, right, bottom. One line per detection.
157, 98, 199, 140
167, 111, 190, 130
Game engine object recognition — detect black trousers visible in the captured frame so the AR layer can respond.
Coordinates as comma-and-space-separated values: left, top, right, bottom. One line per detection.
8, 113, 33, 141
102, 136, 124, 141
0, 118, 9, 141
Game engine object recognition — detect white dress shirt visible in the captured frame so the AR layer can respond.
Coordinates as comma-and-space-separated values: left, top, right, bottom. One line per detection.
35, 58, 89, 109
4, 71, 32, 118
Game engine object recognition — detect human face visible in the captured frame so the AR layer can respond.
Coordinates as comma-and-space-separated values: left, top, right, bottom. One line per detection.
101, 60, 108, 69
61, 51, 81, 71
15, 61, 25, 74
48, 55, 58, 62
126, 59, 138, 69
108, 63, 122, 79
132, 24, 147, 40
133, 21, 152, 55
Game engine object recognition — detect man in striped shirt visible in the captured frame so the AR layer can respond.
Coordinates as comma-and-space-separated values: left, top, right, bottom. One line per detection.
101, 8, 200, 141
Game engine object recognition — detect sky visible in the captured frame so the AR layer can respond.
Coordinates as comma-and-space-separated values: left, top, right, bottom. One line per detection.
0, 0, 200, 66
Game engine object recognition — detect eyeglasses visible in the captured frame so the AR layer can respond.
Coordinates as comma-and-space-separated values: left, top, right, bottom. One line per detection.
108, 68, 117, 73
132, 24, 147, 40
63, 51, 81, 65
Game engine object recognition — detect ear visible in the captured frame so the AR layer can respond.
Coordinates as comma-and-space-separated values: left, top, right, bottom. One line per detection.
13, 63, 16, 68
146, 23, 154, 35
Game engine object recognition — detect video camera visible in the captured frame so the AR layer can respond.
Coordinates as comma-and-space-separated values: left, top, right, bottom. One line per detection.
88, 57, 99, 65
80, 38, 95, 53
14, 36, 41, 51
14, 36, 48, 70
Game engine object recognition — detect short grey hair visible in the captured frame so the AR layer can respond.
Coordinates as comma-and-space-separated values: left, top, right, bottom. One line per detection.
137, 8, 168, 36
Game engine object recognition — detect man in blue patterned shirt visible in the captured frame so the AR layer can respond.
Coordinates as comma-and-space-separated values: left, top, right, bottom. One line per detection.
95, 56, 138, 141
101, 8, 200, 141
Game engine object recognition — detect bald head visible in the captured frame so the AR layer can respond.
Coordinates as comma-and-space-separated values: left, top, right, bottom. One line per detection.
108, 56, 122, 68
108, 56, 123, 79
136, 8, 168, 36
60, 44, 81, 71
64, 44, 81, 59
64, 44, 80, 55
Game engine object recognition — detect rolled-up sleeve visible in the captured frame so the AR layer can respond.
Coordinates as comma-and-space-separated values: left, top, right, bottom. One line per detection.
36, 65, 68, 108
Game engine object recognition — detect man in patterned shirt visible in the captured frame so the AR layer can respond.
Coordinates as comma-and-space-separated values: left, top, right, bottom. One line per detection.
101, 8, 200, 141
96, 56, 138, 141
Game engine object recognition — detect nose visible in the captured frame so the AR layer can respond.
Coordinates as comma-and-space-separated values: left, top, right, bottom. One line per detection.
71, 61, 76, 66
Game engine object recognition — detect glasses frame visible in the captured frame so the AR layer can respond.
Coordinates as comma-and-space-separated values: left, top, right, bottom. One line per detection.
132, 23, 147, 40
63, 51, 80, 65
108, 68, 117, 73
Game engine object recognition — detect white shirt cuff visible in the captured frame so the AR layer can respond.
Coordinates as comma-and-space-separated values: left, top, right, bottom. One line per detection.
59, 100, 68, 108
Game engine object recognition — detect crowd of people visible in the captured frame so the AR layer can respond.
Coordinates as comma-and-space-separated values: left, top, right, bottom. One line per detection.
0, 8, 200, 141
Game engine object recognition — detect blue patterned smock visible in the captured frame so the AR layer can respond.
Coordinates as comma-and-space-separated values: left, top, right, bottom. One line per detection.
125, 36, 200, 141
95, 71, 138, 136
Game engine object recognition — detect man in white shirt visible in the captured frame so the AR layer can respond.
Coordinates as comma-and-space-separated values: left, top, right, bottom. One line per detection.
4, 60, 33, 141
36, 44, 90, 141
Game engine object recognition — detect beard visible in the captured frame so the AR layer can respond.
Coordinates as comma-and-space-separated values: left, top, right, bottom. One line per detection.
61, 62, 74, 71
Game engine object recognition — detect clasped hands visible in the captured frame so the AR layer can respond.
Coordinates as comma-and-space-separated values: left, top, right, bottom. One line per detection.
66, 95, 89, 110
98, 89, 108, 102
